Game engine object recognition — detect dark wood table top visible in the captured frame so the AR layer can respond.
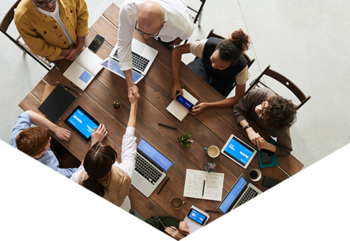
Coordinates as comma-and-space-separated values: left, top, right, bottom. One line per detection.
19, 3, 303, 223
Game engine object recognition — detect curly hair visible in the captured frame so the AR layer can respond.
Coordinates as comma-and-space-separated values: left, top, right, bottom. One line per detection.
263, 96, 297, 130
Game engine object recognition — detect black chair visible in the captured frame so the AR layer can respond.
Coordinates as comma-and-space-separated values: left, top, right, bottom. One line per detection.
0, 0, 53, 71
246, 65, 311, 110
184, 0, 206, 44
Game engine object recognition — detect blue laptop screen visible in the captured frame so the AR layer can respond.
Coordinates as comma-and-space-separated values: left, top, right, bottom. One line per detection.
138, 139, 173, 171
67, 109, 98, 139
224, 137, 254, 165
101, 59, 141, 83
218, 176, 247, 213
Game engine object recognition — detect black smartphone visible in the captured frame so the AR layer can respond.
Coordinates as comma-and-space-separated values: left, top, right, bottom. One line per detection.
262, 176, 281, 188
88, 34, 104, 53
176, 93, 194, 110
187, 208, 207, 225
261, 149, 272, 164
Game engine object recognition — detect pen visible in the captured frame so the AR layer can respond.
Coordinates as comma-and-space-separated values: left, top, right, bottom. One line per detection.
202, 180, 205, 196
158, 123, 177, 130
205, 210, 221, 213
157, 177, 169, 194
56, 81, 81, 96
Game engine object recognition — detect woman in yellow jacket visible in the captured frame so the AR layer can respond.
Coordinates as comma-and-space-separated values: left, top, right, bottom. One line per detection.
14, 0, 89, 61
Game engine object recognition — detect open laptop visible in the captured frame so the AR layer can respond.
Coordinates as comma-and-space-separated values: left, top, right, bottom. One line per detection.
132, 137, 175, 197
217, 174, 262, 214
102, 38, 158, 84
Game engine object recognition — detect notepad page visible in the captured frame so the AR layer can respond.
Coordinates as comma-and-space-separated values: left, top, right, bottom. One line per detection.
203, 172, 224, 201
63, 62, 94, 91
166, 89, 198, 122
183, 169, 206, 199
75, 48, 103, 76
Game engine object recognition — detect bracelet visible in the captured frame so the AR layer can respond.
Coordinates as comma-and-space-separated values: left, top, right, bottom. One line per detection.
244, 124, 251, 131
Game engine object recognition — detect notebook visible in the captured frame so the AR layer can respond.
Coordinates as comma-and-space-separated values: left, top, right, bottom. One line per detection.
38, 84, 76, 123
101, 38, 158, 84
217, 174, 262, 214
166, 89, 198, 122
63, 48, 103, 90
132, 137, 175, 197
183, 169, 224, 201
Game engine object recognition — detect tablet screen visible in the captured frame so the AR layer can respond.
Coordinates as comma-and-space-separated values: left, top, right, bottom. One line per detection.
65, 106, 99, 141
224, 137, 254, 166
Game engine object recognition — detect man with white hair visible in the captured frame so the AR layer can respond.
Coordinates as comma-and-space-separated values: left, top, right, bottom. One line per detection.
117, 0, 195, 98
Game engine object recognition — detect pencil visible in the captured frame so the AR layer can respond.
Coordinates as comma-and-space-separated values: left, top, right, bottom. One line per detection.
158, 123, 177, 130
202, 180, 205, 196
157, 177, 169, 194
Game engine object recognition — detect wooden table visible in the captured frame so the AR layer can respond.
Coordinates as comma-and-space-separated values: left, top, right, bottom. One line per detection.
19, 3, 303, 223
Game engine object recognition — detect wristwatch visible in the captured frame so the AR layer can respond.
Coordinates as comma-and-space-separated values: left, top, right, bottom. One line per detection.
244, 124, 251, 131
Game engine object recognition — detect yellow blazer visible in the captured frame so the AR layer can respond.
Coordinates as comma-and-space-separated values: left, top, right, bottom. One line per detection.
14, 0, 89, 61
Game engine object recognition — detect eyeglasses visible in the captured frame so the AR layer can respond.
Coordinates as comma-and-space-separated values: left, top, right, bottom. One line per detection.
35, 0, 57, 8
258, 101, 268, 120
134, 20, 163, 39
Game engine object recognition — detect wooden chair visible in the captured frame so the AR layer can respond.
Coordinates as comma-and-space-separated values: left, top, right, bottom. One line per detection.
206, 29, 255, 68
0, 0, 53, 71
245, 65, 311, 110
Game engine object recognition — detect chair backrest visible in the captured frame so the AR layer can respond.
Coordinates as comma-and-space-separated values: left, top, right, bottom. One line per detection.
206, 29, 255, 68
187, 0, 206, 25
246, 65, 311, 110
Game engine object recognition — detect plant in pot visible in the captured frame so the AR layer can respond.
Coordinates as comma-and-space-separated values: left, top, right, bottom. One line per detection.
177, 132, 193, 148
112, 100, 122, 111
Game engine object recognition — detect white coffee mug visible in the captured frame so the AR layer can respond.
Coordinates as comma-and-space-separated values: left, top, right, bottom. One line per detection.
203, 145, 220, 158
249, 169, 262, 182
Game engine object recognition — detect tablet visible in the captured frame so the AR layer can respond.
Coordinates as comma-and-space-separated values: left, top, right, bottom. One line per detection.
64, 106, 99, 142
221, 134, 256, 169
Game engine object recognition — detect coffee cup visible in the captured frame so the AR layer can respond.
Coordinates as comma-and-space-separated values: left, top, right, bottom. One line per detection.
171, 197, 183, 208
249, 169, 262, 182
203, 145, 220, 158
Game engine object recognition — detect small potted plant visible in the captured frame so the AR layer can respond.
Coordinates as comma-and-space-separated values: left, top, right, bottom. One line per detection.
205, 162, 217, 173
112, 100, 122, 111
177, 132, 193, 148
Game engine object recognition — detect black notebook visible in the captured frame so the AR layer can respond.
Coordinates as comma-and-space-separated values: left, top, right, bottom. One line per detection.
38, 84, 76, 123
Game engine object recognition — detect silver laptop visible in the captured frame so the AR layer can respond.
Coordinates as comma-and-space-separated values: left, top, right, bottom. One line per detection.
101, 38, 158, 84
132, 137, 175, 197
217, 174, 262, 214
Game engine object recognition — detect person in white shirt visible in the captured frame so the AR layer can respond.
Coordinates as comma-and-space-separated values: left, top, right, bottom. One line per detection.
70, 91, 138, 212
117, 0, 195, 99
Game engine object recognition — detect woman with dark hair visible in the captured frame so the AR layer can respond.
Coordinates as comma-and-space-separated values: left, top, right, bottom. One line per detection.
171, 29, 251, 115
70, 91, 139, 212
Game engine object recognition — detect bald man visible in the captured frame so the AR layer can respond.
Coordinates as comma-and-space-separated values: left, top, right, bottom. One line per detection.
117, 0, 195, 98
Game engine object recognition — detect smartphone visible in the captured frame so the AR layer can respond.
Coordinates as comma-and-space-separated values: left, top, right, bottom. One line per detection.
187, 208, 207, 225
176, 93, 194, 110
261, 149, 272, 164
88, 34, 104, 53
262, 176, 281, 188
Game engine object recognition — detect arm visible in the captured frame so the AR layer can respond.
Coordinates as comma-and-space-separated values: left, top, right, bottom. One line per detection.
190, 83, 246, 115
26, 110, 71, 142
65, 37, 85, 61
171, 44, 191, 99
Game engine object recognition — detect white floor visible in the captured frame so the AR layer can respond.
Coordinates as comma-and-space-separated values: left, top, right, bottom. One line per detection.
1, 0, 349, 170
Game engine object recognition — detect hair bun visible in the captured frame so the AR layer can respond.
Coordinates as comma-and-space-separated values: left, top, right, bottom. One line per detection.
229, 29, 251, 52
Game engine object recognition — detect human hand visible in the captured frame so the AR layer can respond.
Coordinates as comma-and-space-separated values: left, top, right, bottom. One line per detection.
66, 45, 84, 61
190, 102, 208, 115
256, 135, 269, 150
178, 221, 190, 235
169, 37, 183, 47
164, 226, 185, 240
171, 82, 183, 99
90, 124, 108, 147
128, 89, 139, 105
54, 126, 71, 142
128, 85, 140, 99
246, 128, 260, 145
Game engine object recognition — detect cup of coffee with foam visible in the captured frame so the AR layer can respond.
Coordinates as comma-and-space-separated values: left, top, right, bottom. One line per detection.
249, 169, 262, 182
203, 145, 220, 158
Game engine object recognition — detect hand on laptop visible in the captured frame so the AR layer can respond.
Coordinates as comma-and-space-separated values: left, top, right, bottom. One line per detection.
164, 226, 185, 240
54, 126, 71, 142
179, 221, 190, 235
90, 124, 108, 147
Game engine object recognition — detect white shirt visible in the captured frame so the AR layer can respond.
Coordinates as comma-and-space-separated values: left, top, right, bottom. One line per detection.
70, 127, 137, 212
32, 0, 75, 46
117, 0, 195, 70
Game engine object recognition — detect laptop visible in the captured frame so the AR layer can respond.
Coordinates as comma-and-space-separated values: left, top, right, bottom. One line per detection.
102, 38, 158, 84
217, 174, 262, 214
132, 137, 175, 197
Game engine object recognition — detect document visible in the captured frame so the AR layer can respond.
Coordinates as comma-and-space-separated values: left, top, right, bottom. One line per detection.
63, 48, 103, 91
184, 169, 224, 201
166, 89, 198, 122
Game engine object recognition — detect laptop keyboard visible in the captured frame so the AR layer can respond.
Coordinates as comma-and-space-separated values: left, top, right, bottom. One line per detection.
235, 186, 259, 209
113, 50, 150, 72
135, 153, 162, 185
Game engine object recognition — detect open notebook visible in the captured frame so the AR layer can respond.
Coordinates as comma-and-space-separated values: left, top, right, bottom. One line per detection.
166, 89, 198, 122
63, 48, 103, 91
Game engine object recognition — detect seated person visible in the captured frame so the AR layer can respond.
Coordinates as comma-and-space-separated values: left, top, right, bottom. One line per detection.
9, 110, 78, 178
14, 0, 89, 61
171, 29, 251, 115
233, 87, 297, 156
145, 216, 189, 240
70, 91, 138, 212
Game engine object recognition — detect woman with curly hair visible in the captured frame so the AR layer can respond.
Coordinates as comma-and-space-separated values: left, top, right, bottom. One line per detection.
171, 29, 251, 115
233, 87, 297, 156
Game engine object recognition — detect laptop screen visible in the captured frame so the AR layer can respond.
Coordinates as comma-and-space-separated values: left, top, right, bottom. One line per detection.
218, 176, 247, 214
138, 139, 173, 172
223, 137, 254, 166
